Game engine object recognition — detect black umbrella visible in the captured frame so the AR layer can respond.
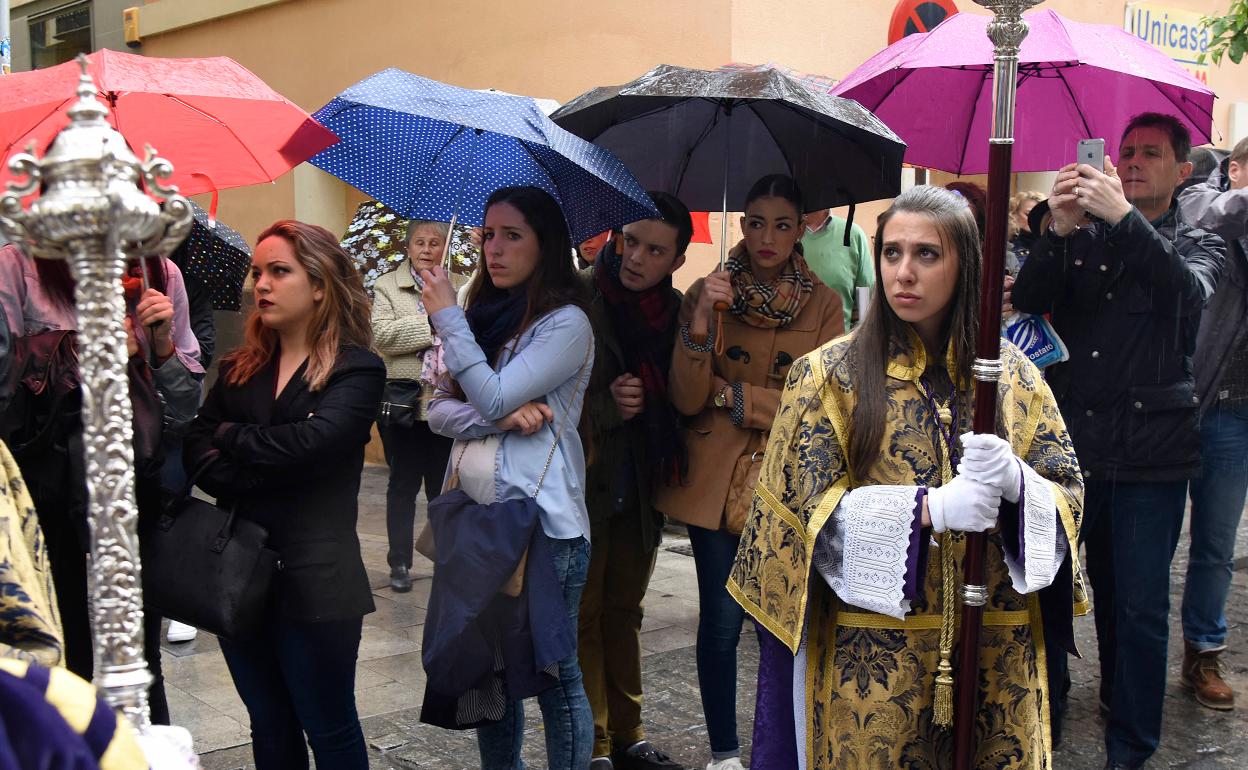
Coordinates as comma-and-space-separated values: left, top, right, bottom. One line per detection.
169, 201, 251, 311
551, 64, 906, 259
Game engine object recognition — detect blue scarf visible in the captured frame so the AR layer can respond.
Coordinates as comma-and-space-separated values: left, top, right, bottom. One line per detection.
465, 288, 528, 366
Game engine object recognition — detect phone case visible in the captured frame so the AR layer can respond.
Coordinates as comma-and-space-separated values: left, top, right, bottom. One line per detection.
1078, 139, 1105, 171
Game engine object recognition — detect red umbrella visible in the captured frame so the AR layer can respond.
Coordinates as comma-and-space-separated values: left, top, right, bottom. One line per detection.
689, 211, 713, 244
0, 49, 337, 196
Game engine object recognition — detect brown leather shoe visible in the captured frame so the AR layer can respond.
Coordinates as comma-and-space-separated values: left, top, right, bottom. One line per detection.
1181, 642, 1235, 710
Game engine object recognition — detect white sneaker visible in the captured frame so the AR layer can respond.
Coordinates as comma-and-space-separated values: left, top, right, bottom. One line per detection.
706, 758, 745, 770
166, 620, 198, 643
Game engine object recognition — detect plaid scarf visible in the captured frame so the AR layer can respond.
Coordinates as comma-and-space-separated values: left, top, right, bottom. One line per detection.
725, 241, 815, 329
594, 239, 687, 485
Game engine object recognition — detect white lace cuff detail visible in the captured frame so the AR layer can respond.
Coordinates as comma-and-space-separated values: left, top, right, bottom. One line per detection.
1004, 462, 1068, 594
813, 485, 918, 620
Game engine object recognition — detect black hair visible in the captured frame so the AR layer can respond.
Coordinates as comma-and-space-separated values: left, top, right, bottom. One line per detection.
1122, 112, 1192, 163
647, 191, 694, 256
744, 174, 804, 217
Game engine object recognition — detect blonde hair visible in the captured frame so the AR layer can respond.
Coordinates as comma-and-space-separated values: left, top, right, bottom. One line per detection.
1009, 191, 1045, 236
224, 220, 374, 391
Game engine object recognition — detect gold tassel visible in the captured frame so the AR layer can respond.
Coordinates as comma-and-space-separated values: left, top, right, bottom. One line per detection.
929, 391, 959, 729
934, 656, 955, 727
934, 530, 959, 729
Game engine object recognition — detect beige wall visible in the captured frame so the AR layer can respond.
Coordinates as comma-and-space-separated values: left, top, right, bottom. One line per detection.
138, 0, 1248, 289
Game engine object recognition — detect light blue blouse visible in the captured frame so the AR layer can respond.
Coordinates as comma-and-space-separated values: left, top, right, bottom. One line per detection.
427, 303, 594, 542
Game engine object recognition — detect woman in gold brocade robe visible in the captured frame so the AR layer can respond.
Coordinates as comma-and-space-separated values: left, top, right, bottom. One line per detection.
728, 186, 1087, 770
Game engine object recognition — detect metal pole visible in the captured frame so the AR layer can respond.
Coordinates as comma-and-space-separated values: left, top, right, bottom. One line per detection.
954, 3, 1040, 768
0, 0, 9, 74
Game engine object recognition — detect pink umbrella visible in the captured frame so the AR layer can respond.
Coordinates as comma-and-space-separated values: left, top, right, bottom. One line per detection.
0, 49, 337, 196
832, 9, 1215, 175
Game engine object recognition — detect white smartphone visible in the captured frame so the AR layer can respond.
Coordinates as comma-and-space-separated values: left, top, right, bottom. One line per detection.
1077, 138, 1105, 172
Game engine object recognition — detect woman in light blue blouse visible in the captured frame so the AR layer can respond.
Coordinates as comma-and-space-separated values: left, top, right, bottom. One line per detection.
420, 186, 594, 770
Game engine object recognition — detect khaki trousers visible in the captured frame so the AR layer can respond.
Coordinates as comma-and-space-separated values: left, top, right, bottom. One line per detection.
577, 510, 659, 758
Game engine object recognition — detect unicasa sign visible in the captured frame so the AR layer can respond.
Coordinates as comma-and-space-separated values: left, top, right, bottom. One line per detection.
1125, 2, 1211, 83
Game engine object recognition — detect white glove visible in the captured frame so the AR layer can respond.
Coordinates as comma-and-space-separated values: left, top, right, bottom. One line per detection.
958, 432, 1022, 503
927, 475, 1002, 533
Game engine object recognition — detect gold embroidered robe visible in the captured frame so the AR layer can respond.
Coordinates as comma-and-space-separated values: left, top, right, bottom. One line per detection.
0, 440, 63, 667
728, 333, 1087, 769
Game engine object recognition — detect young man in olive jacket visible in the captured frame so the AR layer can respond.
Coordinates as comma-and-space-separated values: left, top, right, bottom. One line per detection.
1011, 113, 1226, 770
579, 192, 692, 770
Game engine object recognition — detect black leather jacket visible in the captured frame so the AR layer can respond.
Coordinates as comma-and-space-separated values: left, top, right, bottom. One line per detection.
1012, 203, 1225, 482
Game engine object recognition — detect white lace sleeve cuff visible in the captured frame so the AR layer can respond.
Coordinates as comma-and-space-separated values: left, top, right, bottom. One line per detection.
1003, 461, 1068, 594
812, 485, 920, 620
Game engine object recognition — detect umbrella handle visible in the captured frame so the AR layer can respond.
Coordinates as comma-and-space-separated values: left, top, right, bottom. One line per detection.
714, 312, 725, 356
442, 210, 459, 271
137, 257, 160, 369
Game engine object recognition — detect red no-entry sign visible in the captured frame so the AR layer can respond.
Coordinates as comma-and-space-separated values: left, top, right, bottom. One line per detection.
888, 0, 959, 44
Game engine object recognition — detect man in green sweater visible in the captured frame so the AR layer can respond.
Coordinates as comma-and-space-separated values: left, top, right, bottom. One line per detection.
580, 192, 692, 770
800, 208, 873, 330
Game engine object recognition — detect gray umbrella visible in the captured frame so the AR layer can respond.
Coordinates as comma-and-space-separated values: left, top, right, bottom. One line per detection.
551, 64, 906, 257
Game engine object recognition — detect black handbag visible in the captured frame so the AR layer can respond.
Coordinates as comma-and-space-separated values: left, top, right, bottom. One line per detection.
377, 378, 424, 430
143, 456, 279, 640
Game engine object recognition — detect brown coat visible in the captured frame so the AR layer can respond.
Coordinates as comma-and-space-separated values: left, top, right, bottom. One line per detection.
654, 277, 844, 529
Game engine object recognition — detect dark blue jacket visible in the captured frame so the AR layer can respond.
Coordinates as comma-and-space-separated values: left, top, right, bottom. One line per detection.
1012, 204, 1225, 482
420, 489, 576, 729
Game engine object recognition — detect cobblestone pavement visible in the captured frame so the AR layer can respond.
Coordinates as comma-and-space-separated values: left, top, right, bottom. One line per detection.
169, 466, 1248, 769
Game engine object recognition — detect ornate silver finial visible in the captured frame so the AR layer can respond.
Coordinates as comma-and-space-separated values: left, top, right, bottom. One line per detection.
0, 53, 192, 730
67, 53, 110, 126
975, 0, 1044, 58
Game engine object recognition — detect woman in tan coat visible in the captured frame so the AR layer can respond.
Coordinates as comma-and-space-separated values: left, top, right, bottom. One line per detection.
655, 174, 844, 770
371, 220, 463, 593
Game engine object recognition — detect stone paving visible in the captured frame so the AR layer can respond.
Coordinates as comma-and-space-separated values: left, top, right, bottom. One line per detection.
166, 465, 1248, 769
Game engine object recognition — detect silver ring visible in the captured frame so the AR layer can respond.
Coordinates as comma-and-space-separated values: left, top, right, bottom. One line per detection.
1074, 185, 1082, 196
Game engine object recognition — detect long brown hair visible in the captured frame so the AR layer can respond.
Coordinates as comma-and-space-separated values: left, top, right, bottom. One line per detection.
223, 220, 373, 391
845, 185, 982, 481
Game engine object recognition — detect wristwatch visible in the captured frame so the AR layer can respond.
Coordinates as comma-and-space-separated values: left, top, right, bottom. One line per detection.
714, 384, 730, 408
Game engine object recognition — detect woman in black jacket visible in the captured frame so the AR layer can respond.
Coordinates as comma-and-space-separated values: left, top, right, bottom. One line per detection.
184, 220, 384, 770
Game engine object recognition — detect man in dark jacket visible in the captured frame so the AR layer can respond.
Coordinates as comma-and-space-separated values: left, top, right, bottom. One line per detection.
579, 192, 691, 770
1012, 112, 1225, 770
1176, 135, 1248, 712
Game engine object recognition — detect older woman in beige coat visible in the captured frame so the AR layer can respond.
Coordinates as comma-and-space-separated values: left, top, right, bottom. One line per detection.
371, 220, 465, 592
655, 175, 843, 770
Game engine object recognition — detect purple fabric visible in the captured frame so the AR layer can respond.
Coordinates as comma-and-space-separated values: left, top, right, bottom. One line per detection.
904, 488, 932, 601
831, 9, 1215, 175
751, 623, 799, 770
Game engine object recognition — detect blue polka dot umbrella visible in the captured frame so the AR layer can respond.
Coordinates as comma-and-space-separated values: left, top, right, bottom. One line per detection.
169, 201, 251, 311
309, 69, 658, 245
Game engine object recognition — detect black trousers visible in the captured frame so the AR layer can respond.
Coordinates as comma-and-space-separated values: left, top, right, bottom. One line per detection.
378, 418, 452, 569
40, 493, 169, 724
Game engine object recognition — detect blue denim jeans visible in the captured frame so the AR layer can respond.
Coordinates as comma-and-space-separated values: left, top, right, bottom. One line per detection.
1082, 478, 1187, 768
477, 535, 593, 770
687, 524, 745, 759
219, 615, 366, 770
1184, 402, 1248, 651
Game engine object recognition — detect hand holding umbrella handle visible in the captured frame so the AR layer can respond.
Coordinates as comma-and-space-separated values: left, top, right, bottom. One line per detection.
714, 299, 731, 355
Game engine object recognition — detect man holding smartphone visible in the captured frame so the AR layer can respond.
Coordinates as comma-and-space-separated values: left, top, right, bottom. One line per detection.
1011, 112, 1226, 770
